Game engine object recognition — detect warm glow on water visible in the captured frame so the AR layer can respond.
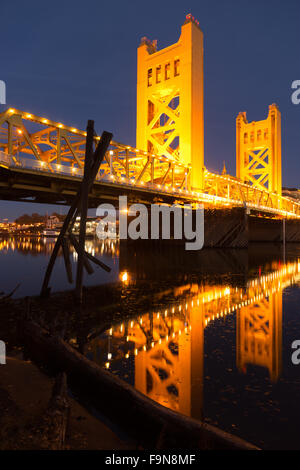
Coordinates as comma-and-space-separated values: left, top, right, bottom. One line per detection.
0, 236, 119, 297
1, 236, 300, 449
87, 254, 300, 450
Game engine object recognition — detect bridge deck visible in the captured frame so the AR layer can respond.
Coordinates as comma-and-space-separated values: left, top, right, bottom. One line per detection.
0, 108, 300, 218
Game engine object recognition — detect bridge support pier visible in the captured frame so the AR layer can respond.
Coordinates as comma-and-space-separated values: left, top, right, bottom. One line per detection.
248, 216, 300, 243
119, 207, 300, 249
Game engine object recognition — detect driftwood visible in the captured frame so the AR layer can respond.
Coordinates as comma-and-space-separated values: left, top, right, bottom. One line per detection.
40, 372, 70, 450
21, 319, 259, 450
0, 284, 20, 302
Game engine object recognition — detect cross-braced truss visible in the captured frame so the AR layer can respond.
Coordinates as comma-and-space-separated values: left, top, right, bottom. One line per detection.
0, 108, 189, 191
0, 107, 300, 218
243, 147, 270, 189
236, 104, 282, 197
147, 89, 180, 161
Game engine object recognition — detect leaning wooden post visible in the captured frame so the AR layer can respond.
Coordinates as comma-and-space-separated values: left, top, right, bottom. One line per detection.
40, 127, 113, 298
75, 120, 94, 303
40, 192, 83, 297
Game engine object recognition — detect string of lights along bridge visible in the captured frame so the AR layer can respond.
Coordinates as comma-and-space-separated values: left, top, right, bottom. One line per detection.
0, 14, 299, 218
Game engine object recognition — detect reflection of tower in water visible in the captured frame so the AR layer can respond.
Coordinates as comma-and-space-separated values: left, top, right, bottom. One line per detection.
237, 273, 285, 382
134, 303, 204, 420
99, 260, 300, 417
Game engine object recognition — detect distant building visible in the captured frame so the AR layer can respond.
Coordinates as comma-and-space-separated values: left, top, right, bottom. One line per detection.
45, 215, 60, 229
282, 188, 300, 202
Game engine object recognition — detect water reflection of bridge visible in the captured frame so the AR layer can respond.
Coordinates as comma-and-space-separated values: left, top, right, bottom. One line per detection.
89, 259, 300, 418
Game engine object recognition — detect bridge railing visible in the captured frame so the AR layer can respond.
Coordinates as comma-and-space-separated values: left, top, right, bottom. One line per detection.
1, 108, 300, 217
204, 170, 300, 218
0, 150, 83, 178
0, 108, 191, 194
1, 148, 300, 218
0, 150, 194, 199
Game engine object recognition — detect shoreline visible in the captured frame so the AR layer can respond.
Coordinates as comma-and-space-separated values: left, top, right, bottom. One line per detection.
1, 286, 259, 451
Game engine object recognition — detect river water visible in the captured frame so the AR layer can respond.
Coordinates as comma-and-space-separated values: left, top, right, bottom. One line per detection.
1, 235, 300, 449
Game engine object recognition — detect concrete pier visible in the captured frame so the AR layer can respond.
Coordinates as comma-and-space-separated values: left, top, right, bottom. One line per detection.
121, 206, 300, 248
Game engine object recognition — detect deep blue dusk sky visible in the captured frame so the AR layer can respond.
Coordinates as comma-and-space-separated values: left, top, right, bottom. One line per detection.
1, 0, 300, 220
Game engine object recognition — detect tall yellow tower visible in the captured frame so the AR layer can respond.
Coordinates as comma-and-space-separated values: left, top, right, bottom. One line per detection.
236, 104, 282, 196
136, 14, 204, 189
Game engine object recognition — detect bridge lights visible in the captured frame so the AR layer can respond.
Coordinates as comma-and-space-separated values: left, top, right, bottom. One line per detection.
120, 270, 128, 282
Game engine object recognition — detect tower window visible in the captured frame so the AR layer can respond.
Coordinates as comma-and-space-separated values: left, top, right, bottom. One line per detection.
147, 68, 153, 87
156, 66, 161, 83
165, 63, 170, 80
174, 59, 180, 76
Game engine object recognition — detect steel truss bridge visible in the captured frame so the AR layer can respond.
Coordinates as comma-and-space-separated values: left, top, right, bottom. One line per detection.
0, 107, 299, 218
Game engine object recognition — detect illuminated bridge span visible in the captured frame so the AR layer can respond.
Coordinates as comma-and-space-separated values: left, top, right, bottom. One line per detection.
89, 259, 300, 416
0, 108, 299, 218
1, 16, 299, 219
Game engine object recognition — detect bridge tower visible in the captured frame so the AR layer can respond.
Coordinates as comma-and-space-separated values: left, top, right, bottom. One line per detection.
136, 14, 204, 190
236, 104, 282, 197
236, 290, 282, 382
